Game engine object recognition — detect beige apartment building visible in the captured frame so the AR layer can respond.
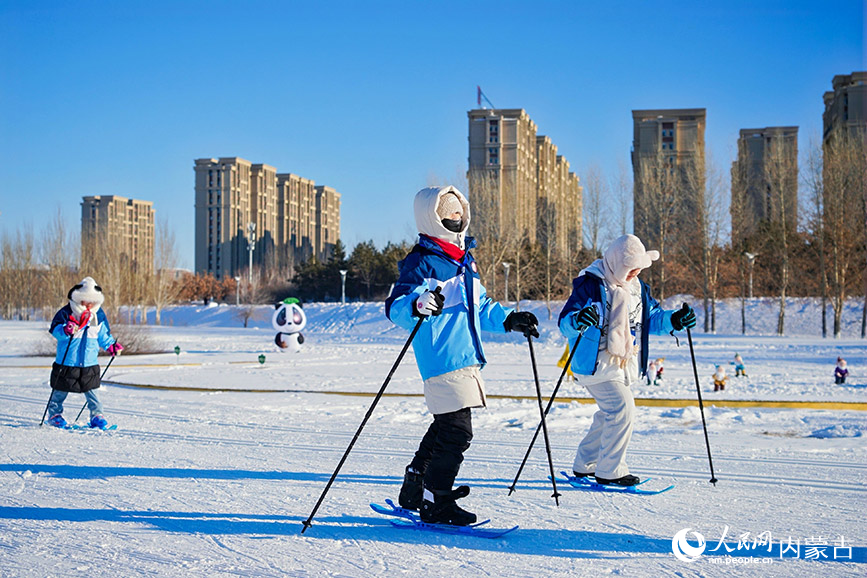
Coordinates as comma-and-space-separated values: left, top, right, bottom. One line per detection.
467, 108, 582, 259
81, 195, 155, 272
194, 157, 340, 279
730, 127, 799, 245
631, 108, 706, 258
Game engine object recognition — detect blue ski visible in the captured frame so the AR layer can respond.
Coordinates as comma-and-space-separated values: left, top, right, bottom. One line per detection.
560, 471, 674, 495
69, 424, 118, 431
370, 499, 518, 538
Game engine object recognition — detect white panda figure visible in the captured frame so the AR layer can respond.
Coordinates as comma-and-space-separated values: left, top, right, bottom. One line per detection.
272, 297, 307, 353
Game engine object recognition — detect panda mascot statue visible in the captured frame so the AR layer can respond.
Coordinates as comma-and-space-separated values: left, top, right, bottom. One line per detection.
272, 297, 307, 353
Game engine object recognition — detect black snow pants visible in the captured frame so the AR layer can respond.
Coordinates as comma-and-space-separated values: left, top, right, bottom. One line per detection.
409, 407, 473, 492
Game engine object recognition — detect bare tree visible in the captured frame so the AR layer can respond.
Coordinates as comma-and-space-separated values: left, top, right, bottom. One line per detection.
802, 137, 830, 337
681, 151, 727, 332
823, 130, 867, 337
763, 137, 798, 335
634, 150, 687, 299
151, 217, 183, 325
612, 160, 633, 239
582, 163, 607, 254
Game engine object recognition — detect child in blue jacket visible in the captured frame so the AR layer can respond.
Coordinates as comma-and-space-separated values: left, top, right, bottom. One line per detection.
46, 277, 123, 429
386, 186, 537, 525
558, 235, 695, 486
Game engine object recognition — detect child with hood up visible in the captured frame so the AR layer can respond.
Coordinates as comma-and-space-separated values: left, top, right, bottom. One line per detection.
558, 234, 695, 486
385, 186, 538, 526
835, 357, 848, 384
713, 365, 728, 391
45, 277, 123, 429
733, 353, 747, 377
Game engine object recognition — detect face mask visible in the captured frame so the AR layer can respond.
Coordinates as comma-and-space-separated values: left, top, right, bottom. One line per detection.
441, 218, 463, 233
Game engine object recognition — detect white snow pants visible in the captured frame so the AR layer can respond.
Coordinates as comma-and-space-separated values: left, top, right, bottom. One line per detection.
573, 379, 635, 479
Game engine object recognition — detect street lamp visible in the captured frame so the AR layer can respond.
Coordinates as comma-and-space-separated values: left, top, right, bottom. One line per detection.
744, 252, 758, 299
234, 276, 241, 305
339, 270, 348, 305
246, 223, 257, 284
502, 262, 511, 303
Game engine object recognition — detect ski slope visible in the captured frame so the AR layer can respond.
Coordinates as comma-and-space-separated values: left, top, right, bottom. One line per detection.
0, 297, 864, 577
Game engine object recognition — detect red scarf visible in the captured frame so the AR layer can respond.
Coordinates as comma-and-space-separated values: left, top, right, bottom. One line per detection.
423, 234, 466, 261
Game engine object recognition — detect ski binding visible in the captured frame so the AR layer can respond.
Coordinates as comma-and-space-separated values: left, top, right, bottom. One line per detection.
370, 499, 517, 538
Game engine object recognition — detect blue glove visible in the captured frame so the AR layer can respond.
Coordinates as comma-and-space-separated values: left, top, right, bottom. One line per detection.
671, 304, 696, 331
571, 305, 599, 330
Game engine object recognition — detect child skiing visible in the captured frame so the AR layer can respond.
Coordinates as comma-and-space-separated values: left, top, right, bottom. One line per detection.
835, 357, 848, 384
385, 186, 537, 526
732, 353, 747, 377
558, 234, 695, 487
652, 357, 664, 385
46, 277, 123, 429
713, 365, 728, 391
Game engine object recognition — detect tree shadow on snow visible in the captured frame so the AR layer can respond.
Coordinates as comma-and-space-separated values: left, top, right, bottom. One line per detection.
0, 463, 395, 484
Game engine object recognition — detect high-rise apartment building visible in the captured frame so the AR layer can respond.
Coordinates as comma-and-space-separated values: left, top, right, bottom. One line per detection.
731, 127, 799, 244
823, 71, 867, 143
81, 195, 155, 272
195, 157, 340, 278
467, 108, 581, 258
631, 108, 706, 258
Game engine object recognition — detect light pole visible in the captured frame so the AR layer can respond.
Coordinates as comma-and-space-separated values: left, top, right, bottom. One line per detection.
339, 270, 347, 305
246, 223, 257, 284
234, 276, 241, 306
744, 252, 758, 299
502, 262, 511, 303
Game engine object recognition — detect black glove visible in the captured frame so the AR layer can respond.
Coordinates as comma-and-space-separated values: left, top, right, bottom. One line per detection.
413, 287, 445, 317
671, 303, 696, 331
504, 311, 539, 338
571, 305, 599, 330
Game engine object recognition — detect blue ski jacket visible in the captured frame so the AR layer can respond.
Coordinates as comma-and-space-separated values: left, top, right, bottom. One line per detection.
557, 272, 674, 376
49, 305, 117, 368
385, 235, 513, 381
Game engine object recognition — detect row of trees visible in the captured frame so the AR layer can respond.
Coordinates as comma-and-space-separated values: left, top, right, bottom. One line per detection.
1, 136, 863, 336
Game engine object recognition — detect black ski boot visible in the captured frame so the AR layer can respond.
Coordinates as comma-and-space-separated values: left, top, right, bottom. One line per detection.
398, 466, 424, 510
595, 474, 641, 487
420, 486, 477, 526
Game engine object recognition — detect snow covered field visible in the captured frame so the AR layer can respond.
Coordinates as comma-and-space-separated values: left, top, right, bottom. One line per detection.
0, 298, 865, 577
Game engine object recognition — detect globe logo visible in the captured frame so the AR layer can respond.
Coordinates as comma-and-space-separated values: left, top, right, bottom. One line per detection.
672, 528, 706, 562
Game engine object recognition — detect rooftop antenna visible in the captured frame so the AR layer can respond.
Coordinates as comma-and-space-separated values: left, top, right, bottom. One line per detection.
477, 86, 495, 109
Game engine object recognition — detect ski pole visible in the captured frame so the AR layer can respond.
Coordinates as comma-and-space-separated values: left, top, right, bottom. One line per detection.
74, 354, 116, 423
524, 333, 562, 506
301, 288, 438, 533
508, 328, 583, 495
40, 330, 75, 426
684, 303, 718, 485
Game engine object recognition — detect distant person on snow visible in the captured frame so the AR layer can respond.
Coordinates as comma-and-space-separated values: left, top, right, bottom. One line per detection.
46, 277, 123, 429
713, 365, 729, 391
732, 353, 747, 377
385, 186, 538, 526
835, 357, 848, 385
558, 234, 695, 487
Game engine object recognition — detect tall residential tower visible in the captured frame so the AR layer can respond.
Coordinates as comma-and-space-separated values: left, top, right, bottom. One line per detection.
81, 195, 155, 272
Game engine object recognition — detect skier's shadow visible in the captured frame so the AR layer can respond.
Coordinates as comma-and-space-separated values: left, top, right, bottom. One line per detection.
0, 505, 864, 563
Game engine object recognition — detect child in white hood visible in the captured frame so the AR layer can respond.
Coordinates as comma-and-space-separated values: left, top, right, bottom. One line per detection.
45, 277, 123, 429
385, 186, 537, 525
557, 235, 695, 486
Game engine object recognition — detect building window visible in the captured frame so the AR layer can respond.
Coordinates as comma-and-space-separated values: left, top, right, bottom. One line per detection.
489, 147, 499, 165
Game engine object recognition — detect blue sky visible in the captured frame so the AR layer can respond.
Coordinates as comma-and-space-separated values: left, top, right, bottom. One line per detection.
0, 0, 863, 269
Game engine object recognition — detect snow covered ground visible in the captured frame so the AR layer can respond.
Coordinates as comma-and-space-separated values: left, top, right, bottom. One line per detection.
0, 298, 865, 577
